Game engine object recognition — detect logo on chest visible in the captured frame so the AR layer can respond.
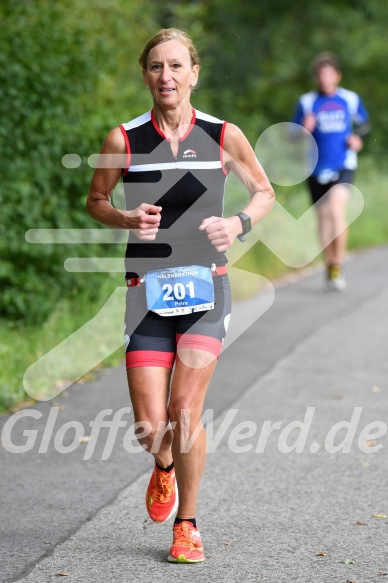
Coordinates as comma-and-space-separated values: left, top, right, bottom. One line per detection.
316, 108, 346, 133
183, 149, 197, 158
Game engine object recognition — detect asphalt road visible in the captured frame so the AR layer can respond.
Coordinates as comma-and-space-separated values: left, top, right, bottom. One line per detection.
1, 246, 388, 582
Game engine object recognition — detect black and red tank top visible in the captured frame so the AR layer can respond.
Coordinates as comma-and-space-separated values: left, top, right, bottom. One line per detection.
119, 108, 228, 278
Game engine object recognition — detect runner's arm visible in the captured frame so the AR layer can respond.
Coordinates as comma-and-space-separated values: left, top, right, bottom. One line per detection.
86, 128, 162, 238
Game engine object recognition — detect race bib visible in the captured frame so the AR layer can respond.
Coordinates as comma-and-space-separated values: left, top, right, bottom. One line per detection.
144, 265, 215, 316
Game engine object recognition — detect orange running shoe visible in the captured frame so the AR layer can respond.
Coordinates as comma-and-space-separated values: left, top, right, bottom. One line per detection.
167, 521, 205, 563
145, 464, 178, 523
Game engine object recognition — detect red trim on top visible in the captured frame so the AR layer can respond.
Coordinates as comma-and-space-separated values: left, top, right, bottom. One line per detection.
151, 108, 197, 142
119, 125, 131, 177
179, 108, 196, 141
211, 265, 227, 276
151, 110, 169, 141
220, 121, 229, 176
125, 266, 226, 288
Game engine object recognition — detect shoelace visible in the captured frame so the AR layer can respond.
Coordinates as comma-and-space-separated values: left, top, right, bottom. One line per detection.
152, 470, 174, 503
173, 523, 203, 549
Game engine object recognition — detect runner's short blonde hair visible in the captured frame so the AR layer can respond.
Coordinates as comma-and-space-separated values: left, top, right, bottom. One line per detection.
139, 28, 200, 70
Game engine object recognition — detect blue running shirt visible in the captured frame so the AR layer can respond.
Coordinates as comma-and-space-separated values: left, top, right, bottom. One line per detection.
293, 88, 369, 176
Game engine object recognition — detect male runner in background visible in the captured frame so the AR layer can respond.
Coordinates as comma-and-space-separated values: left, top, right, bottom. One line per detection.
293, 52, 369, 290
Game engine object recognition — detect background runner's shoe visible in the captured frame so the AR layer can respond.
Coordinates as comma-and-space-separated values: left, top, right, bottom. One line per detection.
145, 464, 178, 523
326, 265, 347, 291
167, 521, 205, 563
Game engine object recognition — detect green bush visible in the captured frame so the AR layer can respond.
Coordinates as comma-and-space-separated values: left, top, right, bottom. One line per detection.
0, 1, 111, 324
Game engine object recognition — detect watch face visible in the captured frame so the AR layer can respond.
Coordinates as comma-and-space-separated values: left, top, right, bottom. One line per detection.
237, 212, 251, 235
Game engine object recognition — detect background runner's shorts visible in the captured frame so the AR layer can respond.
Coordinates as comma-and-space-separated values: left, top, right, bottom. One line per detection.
307, 169, 355, 205
124, 274, 231, 369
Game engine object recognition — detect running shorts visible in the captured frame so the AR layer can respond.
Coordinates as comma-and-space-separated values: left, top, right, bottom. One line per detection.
307, 169, 355, 205
124, 273, 231, 369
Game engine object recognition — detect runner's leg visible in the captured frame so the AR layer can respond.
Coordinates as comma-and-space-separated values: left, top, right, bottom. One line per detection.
168, 350, 217, 518
325, 183, 350, 265
316, 200, 335, 265
127, 367, 173, 467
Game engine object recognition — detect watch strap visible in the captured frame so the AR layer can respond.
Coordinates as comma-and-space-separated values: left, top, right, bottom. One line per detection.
235, 212, 252, 240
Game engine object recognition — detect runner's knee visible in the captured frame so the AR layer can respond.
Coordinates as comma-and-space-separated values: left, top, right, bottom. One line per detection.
168, 397, 203, 429
133, 419, 173, 452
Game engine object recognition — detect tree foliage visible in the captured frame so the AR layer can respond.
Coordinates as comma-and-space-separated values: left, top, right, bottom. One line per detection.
1, 0, 386, 324
0, 1, 104, 321
0, 0, 156, 323
180, 0, 387, 152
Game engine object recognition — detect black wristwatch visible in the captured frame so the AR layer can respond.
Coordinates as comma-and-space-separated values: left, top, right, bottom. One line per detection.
235, 212, 252, 242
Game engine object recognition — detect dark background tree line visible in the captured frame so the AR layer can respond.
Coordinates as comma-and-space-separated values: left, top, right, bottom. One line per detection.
1, 0, 386, 324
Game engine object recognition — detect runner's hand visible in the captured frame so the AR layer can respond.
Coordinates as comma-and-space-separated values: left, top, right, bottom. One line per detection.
122, 204, 162, 240
303, 113, 317, 133
199, 216, 242, 252
347, 134, 363, 152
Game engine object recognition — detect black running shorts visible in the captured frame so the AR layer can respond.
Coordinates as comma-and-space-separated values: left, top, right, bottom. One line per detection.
308, 169, 355, 205
124, 273, 231, 369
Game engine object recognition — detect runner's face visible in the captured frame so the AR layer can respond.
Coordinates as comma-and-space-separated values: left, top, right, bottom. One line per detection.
144, 40, 199, 109
316, 65, 341, 95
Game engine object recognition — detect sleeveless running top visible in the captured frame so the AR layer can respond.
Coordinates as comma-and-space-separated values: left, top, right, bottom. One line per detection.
119, 108, 228, 278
